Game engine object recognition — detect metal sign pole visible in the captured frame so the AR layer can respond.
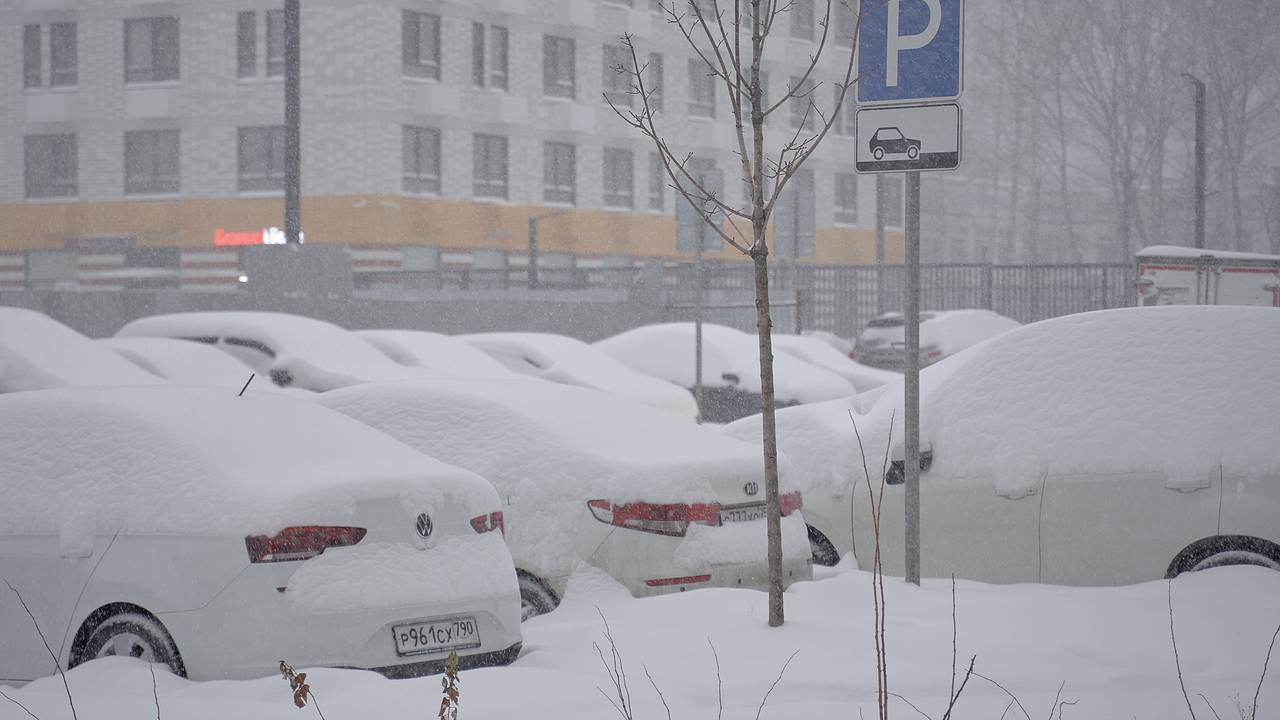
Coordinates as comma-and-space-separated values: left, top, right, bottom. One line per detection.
904, 170, 922, 586
694, 240, 705, 424
283, 0, 301, 245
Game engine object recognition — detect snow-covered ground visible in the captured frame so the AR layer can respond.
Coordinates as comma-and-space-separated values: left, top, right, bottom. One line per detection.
6, 562, 1278, 720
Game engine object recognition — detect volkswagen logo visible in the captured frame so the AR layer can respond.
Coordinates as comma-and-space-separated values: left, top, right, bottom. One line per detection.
414, 512, 433, 539
743, 481, 760, 496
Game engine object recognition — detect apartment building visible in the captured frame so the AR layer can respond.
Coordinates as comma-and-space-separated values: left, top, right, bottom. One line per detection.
0, 0, 903, 264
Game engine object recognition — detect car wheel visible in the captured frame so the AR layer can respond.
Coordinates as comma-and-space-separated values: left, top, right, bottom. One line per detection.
517, 571, 559, 622
1165, 535, 1280, 578
872, 147, 885, 160
78, 611, 184, 676
808, 525, 840, 567
907, 145, 919, 160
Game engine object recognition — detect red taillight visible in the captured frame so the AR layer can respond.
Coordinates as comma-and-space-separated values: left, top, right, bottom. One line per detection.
245, 526, 367, 563
848, 350, 859, 361
926, 350, 943, 360
471, 511, 505, 536
587, 500, 721, 537
779, 491, 803, 517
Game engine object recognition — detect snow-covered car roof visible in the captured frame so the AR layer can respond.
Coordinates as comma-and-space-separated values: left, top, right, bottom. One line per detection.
0, 385, 497, 543
461, 332, 698, 420
96, 336, 298, 394
0, 307, 166, 392
593, 323, 854, 403
730, 306, 1280, 495
771, 334, 901, 392
116, 311, 439, 390
320, 378, 776, 504
356, 329, 518, 379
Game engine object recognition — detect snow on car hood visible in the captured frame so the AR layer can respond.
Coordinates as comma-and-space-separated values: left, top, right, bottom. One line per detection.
729, 306, 1280, 499
356, 329, 519, 379
116, 311, 439, 390
772, 334, 900, 392
0, 386, 498, 548
0, 307, 166, 392
462, 332, 699, 420
594, 323, 853, 403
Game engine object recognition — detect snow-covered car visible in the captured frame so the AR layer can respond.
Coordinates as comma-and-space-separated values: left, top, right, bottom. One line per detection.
852, 310, 1020, 370
0, 385, 521, 683
726, 306, 1280, 584
319, 379, 813, 620
97, 336, 303, 395
356, 329, 522, 380
800, 329, 854, 356
0, 307, 165, 392
115, 311, 436, 391
594, 323, 854, 423
461, 332, 698, 420
771, 333, 901, 393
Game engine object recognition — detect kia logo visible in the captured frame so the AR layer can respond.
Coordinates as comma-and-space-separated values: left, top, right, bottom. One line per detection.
744, 481, 759, 496
415, 513, 433, 539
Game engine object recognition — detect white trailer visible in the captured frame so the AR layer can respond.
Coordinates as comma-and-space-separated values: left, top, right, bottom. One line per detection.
1136, 245, 1280, 307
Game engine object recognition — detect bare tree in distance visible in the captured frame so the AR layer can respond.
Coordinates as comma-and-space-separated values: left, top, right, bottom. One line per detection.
606, 0, 859, 626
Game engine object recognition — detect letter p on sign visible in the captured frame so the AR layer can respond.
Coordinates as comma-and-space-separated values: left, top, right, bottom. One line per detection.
886, 0, 940, 87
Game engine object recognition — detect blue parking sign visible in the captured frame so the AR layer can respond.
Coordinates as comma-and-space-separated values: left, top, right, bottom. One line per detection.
857, 0, 963, 105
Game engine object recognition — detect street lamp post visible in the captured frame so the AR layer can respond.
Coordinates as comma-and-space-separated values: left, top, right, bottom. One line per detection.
1182, 72, 1206, 250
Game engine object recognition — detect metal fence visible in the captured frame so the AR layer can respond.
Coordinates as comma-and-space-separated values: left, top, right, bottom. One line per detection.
662, 261, 1135, 338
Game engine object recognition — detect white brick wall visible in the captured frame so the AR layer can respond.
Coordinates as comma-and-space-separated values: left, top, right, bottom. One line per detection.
2, 0, 878, 229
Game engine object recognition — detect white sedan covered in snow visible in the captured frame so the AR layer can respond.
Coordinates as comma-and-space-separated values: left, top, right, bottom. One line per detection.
0, 386, 521, 683
319, 379, 812, 620
116, 311, 435, 391
0, 307, 165, 392
461, 332, 699, 420
97, 336, 303, 394
771, 333, 901, 393
726, 306, 1280, 584
356, 329, 522, 380
594, 323, 854, 423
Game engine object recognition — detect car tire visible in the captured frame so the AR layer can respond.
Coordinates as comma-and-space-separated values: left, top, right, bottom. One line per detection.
1165, 535, 1280, 578
77, 610, 185, 676
517, 571, 559, 622
807, 525, 840, 567
872, 147, 885, 160
907, 145, 919, 160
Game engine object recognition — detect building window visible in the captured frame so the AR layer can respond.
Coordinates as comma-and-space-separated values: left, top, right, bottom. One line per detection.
648, 52, 663, 111
834, 173, 857, 225
834, 0, 856, 47
883, 175, 904, 227
649, 152, 665, 211
125, 17, 179, 83
266, 10, 285, 78
237, 126, 285, 192
23, 25, 41, 89
791, 0, 813, 39
402, 10, 441, 80
473, 134, 509, 199
237, 12, 256, 78
472, 23, 509, 90
125, 130, 180, 195
602, 44, 632, 107
790, 76, 815, 130
50, 23, 77, 87
603, 148, 634, 209
543, 35, 575, 98
688, 59, 715, 118
543, 142, 576, 204
24, 134, 77, 199
832, 85, 855, 136
402, 126, 441, 195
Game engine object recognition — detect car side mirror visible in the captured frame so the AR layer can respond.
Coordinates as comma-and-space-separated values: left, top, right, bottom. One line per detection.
720, 373, 740, 386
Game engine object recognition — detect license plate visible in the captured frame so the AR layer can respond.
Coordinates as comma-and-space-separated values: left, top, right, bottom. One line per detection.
392, 615, 481, 657
719, 503, 766, 524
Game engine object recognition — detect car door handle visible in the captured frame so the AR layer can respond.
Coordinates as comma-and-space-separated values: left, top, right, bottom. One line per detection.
996, 486, 1037, 500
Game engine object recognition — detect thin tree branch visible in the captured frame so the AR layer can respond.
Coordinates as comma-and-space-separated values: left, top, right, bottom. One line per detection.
5, 580, 76, 720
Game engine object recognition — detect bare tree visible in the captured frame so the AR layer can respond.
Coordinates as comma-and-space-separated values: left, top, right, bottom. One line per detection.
607, 0, 859, 626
